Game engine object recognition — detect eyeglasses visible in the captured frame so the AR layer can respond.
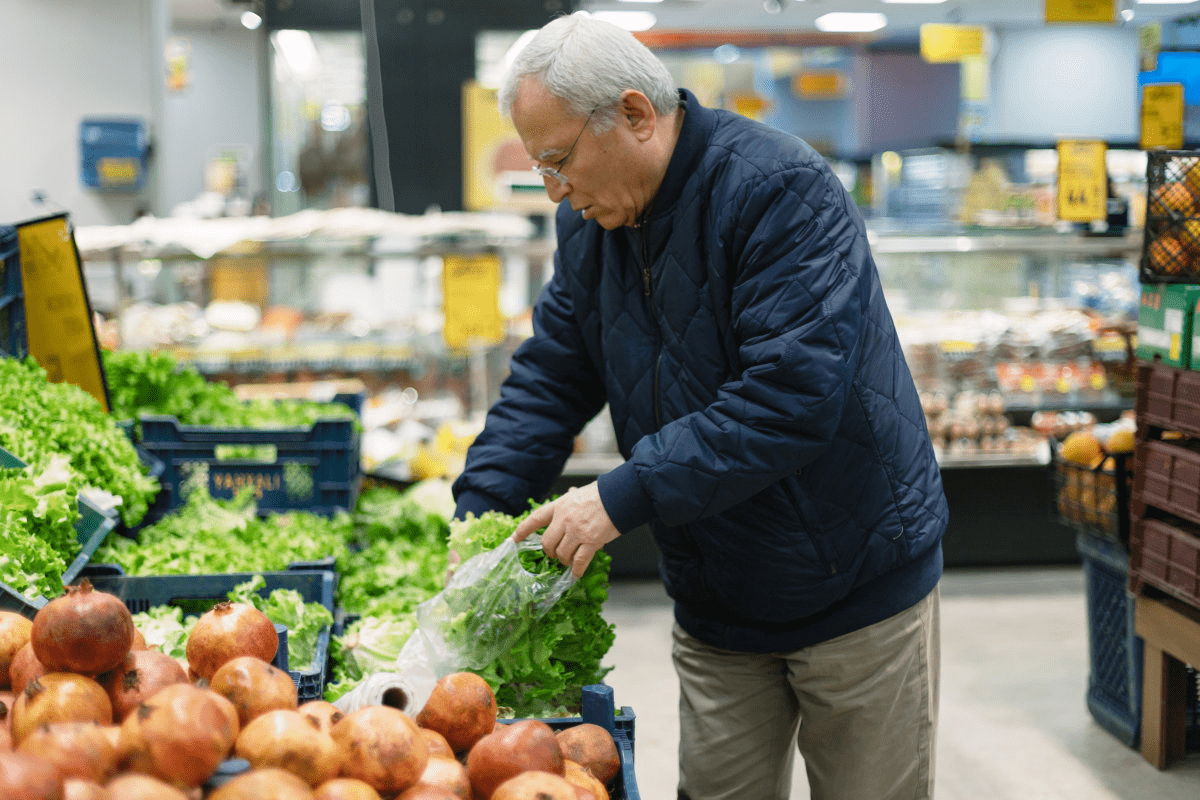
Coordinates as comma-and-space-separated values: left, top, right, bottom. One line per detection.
533, 108, 596, 185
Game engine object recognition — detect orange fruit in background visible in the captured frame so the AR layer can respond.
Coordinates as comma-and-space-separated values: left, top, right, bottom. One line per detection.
1149, 234, 1186, 275
1061, 431, 1104, 467
1151, 182, 1196, 217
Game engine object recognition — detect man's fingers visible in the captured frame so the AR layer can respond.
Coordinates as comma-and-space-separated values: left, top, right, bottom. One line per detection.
570, 544, 595, 579
512, 502, 554, 542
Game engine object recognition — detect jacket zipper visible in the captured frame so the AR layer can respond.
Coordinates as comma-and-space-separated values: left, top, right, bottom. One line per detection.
638, 225, 664, 429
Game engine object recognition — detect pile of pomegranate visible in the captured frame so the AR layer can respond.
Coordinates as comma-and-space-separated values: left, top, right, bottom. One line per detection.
0, 580, 621, 800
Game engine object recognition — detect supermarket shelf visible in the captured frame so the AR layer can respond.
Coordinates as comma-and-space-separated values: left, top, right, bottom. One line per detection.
866, 230, 1143, 257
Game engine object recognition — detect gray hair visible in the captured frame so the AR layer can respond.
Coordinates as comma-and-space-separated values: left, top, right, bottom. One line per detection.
499, 11, 678, 132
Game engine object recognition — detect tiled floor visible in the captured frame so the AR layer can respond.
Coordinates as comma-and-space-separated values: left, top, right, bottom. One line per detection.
601, 567, 1200, 799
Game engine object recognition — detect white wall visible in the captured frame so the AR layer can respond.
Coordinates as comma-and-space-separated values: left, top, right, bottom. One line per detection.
0, 0, 162, 226
0, 0, 263, 228
982, 26, 1140, 142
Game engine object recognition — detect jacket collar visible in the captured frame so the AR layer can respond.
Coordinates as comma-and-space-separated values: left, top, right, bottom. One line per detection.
639, 88, 714, 227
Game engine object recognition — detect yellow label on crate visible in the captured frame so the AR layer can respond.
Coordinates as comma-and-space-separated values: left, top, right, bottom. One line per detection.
442, 253, 505, 349
16, 214, 109, 410
1141, 83, 1184, 150
1056, 140, 1108, 222
1172, 333, 1182, 362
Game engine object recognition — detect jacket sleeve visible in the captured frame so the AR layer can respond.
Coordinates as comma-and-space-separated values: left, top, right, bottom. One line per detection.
597, 162, 873, 531
452, 253, 607, 520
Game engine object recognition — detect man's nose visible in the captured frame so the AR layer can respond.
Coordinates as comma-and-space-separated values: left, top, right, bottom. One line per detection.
544, 176, 568, 203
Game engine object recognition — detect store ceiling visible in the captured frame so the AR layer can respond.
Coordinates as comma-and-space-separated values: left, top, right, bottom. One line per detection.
171, 0, 1199, 37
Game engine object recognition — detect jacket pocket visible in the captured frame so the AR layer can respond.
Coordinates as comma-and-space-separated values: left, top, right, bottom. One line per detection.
779, 476, 840, 576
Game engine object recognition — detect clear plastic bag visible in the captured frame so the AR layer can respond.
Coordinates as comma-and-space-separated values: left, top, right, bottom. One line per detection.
415, 534, 577, 677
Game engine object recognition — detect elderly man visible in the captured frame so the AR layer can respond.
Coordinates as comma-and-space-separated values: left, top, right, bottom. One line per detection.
452, 12, 948, 800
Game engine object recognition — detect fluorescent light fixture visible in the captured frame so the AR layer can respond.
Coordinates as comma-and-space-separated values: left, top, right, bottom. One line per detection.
592, 10, 658, 30
814, 12, 887, 31
240, 10, 262, 29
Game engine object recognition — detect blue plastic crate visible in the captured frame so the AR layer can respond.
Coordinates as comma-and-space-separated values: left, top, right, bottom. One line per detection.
137, 413, 360, 524
0, 448, 118, 618
79, 566, 334, 702
511, 684, 639, 800
0, 226, 27, 359
1077, 531, 1200, 749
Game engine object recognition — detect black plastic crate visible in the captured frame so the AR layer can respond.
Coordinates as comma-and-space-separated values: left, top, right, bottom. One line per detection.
138, 413, 360, 524
1077, 531, 1200, 749
0, 447, 118, 618
1055, 453, 1132, 546
79, 566, 334, 702
1141, 150, 1200, 283
0, 225, 27, 359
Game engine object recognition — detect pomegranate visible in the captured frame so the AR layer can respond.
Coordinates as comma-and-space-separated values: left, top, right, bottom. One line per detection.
563, 760, 608, 800
97, 649, 188, 722
117, 683, 236, 788
10, 643, 46, 696
555, 724, 619, 784
414, 756, 470, 799
11, 674, 113, 746
298, 700, 344, 735
234, 709, 340, 786
0, 750, 63, 800
206, 766, 315, 800
17, 722, 119, 783
104, 772, 190, 800
330, 705, 429, 797
185, 602, 277, 682
0, 612, 33, 690
63, 778, 110, 800
491, 771, 578, 800
466, 720, 563, 800
208, 656, 297, 727
394, 785, 461, 800
312, 777, 383, 800
415, 672, 497, 755
418, 728, 455, 759
31, 581, 134, 675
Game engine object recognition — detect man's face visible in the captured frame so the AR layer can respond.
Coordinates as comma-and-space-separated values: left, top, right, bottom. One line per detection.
511, 78, 646, 230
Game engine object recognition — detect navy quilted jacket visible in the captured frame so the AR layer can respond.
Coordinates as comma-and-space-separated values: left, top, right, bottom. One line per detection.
454, 89, 948, 652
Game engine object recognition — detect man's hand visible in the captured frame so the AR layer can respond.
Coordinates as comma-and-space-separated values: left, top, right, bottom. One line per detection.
512, 483, 620, 578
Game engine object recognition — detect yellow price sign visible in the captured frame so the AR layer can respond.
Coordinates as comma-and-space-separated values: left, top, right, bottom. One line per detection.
96, 157, 141, 186
16, 214, 109, 410
920, 24, 985, 63
1056, 140, 1108, 222
1141, 83, 1184, 150
1045, 0, 1114, 23
442, 252, 505, 350
793, 71, 845, 99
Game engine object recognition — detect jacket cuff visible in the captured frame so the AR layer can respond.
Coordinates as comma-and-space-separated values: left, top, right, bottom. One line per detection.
453, 491, 498, 521
596, 460, 656, 534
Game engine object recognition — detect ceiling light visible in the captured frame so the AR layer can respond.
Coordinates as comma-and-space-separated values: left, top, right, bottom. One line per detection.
814, 12, 887, 31
240, 10, 262, 29
763, 0, 784, 10
591, 10, 658, 30
1121, 7, 1135, 18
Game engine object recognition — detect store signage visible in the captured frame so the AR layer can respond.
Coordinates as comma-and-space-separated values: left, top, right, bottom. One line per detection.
793, 71, 845, 99
442, 252, 505, 350
919, 24, 985, 63
1141, 83, 1184, 150
1056, 140, 1108, 223
15, 214, 109, 411
1044, 0, 1114, 23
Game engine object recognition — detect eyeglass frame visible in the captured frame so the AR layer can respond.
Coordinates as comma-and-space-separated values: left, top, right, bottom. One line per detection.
532, 107, 598, 185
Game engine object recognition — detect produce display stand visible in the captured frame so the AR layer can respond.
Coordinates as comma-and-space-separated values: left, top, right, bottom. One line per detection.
79, 564, 335, 702
1134, 595, 1200, 768
0, 447, 118, 618
529, 683, 639, 800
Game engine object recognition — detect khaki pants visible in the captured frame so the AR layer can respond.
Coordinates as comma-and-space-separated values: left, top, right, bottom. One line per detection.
674, 587, 940, 800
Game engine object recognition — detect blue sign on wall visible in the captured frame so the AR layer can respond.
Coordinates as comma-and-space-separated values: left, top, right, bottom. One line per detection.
80, 118, 149, 191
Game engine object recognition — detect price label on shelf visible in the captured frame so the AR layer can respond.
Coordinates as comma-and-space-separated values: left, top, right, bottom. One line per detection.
442, 252, 505, 350
1141, 83, 1184, 150
16, 214, 109, 411
1056, 139, 1108, 222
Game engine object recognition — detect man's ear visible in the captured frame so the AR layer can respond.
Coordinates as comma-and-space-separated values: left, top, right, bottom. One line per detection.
619, 90, 656, 142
